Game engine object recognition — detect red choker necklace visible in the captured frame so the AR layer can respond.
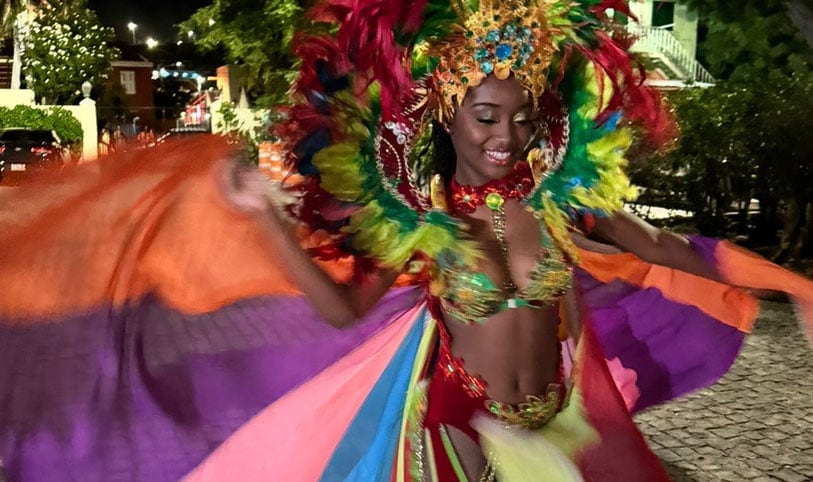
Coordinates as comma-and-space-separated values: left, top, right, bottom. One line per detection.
448, 163, 534, 214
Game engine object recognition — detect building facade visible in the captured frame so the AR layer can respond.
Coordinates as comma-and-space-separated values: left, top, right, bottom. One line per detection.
109, 58, 155, 125
627, 0, 714, 87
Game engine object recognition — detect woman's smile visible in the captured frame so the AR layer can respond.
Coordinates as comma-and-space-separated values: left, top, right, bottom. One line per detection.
449, 75, 535, 185
484, 149, 514, 167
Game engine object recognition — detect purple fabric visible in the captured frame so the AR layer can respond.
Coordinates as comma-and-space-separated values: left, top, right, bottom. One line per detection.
575, 269, 745, 413
0, 286, 423, 482
687, 235, 723, 273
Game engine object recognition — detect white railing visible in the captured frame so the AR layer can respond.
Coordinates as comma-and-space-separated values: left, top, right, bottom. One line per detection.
0, 58, 12, 89
629, 25, 716, 85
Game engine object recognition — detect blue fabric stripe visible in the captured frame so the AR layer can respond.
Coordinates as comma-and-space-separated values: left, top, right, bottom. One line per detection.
319, 307, 428, 482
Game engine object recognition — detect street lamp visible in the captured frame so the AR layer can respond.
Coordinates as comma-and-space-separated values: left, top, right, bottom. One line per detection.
146, 37, 158, 49
81, 81, 92, 99
127, 22, 137, 44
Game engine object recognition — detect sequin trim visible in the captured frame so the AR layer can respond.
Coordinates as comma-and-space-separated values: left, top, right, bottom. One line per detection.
485, 383, 566, 430
437, 338, 488, 399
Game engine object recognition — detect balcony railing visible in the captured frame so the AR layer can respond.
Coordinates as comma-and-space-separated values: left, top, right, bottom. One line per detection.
629, 25, 715, 85
0, 57, 13, 89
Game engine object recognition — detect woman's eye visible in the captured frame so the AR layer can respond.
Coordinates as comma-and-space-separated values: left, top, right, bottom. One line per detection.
477, 118, 498, 124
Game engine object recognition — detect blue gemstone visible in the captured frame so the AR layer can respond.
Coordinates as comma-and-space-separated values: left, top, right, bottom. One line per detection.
567, 177, 583, 188
503, 24, 517, 36
604, 110, 623, 130
485, 29, 500, 42
495, 43, 513, 60
474, 48, 489, 61
480, 61, 494, 74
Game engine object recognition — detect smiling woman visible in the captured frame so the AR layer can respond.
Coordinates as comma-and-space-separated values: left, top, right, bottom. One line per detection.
448, 76, 536, 185
0, 1, 812, 482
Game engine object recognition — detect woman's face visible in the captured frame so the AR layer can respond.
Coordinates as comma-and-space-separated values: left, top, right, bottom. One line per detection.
449, 75, 535, 185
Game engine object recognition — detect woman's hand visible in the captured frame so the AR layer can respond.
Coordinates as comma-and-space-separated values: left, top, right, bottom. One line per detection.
218, 161, 274, 216
216, 159, 399, 327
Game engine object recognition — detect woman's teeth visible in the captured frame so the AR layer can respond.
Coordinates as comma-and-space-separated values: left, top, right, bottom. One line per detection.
486, 150, 511, 166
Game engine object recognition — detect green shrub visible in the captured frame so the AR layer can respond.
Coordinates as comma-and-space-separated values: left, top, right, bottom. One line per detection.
0, 104, 83, 144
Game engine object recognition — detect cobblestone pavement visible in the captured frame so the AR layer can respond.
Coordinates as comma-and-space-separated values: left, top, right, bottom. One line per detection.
636, 301, 813, 482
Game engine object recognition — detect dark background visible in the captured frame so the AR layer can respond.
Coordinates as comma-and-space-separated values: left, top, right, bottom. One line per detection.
87, 0, 210, 43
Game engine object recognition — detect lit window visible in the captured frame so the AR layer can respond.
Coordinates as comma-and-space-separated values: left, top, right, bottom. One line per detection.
120, 70, 136, 95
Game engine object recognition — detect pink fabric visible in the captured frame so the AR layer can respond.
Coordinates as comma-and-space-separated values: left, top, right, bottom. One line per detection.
182, 303, 426, 482
604, 357, 640, 412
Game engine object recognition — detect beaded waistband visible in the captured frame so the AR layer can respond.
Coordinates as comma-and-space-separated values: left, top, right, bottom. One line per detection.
436, 328, 567, 430
485, 383, 567, 430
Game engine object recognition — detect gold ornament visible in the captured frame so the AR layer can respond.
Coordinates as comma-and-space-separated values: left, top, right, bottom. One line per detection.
430, 173, 449, 211
424, 0, 569, 123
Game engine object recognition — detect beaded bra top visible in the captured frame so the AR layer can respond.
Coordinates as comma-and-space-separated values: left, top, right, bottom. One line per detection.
435, 163, 573, 325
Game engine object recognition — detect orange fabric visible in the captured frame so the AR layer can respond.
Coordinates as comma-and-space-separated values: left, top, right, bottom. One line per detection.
715, 241, 813, 300
715, 241, 813, 341
577, 248, 758, 333
0, 138, 349, 323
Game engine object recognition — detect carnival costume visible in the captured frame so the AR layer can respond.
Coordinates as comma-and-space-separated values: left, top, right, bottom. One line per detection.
1, 1, 813, 481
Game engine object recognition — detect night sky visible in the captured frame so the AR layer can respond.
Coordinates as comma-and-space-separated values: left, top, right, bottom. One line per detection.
87, 0, 211, 44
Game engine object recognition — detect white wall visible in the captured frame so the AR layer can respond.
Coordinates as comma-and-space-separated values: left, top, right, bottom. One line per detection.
0, 88, 35, 106
629, 0, 654, 27
673, 3, 699, 58
61, 100, 98, 161
629, 0, 699, 56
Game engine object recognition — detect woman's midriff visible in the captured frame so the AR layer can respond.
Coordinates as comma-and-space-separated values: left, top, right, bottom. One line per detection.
420, 301, 567, 481
443, 304, 563, 405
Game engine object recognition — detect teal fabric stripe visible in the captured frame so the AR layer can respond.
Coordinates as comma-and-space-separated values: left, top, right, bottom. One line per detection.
319, 307, 429, 482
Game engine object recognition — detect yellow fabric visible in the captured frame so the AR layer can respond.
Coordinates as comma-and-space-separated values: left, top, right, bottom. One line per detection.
472, 388, 599, 482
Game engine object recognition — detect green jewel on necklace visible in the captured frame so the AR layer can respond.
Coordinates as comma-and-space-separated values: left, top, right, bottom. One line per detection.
485, 192, 505, 210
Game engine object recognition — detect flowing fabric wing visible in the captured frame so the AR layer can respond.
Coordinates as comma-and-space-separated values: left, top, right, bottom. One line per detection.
0, 140, 424, 482
576, 239, 813, 413
2, 141, 810, 482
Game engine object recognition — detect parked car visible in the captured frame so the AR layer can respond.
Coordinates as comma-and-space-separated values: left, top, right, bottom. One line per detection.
155, 126, 211, 145
0, 128, 64, 185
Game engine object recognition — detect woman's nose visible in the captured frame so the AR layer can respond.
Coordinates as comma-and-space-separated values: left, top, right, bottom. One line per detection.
494, 121, 520, 150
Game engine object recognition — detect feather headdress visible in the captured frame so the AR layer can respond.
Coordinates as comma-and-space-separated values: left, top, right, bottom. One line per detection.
278, 0, 672, 269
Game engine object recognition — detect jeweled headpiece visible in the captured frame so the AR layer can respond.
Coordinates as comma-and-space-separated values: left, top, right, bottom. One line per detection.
426, 0, 566, 123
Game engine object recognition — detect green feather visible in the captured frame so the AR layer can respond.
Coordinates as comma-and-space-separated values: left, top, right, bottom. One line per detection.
528, 63, 635, 223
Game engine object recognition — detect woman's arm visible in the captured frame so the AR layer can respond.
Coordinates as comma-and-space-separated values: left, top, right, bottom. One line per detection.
590, 210, 723, 282
222, 163, 400, 328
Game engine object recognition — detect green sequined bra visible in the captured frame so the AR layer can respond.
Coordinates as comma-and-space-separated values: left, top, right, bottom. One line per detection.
436, 224, 573, 325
